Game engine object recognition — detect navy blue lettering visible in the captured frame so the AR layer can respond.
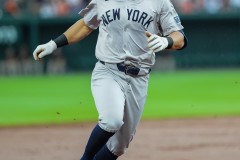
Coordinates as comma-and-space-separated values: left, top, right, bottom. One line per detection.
132, 10, 140, 22
127, 9, 133, 20
106, 10, 113, 23
101, 15, 109, 26
113, 8, 120, 20
101, 8, 154, 29
144, 16, 154, 28
138, 12, 148, 25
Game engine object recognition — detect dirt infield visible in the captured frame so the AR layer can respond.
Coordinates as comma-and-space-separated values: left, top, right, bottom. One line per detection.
0, 117, 240, 160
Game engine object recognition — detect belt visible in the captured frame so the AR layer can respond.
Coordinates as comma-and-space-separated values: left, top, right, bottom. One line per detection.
100, 61, 151, 76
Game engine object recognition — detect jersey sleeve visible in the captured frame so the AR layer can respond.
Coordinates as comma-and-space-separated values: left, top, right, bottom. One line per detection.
158, 0, 184, 36
79, 0, 100, 30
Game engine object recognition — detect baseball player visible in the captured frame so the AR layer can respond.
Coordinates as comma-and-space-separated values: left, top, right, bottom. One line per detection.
33, 0, 187, 159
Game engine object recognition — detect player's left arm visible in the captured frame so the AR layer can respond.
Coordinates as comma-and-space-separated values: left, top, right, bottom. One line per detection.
167, 30, 187, 50
146, 30, 187, 52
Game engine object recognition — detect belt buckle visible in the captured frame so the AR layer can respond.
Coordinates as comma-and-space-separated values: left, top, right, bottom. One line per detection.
124, 65, 140, 76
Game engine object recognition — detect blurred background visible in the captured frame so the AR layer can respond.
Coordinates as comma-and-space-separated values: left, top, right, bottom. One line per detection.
0, 0, 240, 126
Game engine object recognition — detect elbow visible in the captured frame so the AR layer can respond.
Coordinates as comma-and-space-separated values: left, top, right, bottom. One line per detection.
177, 30, 188, 50
174, 38, 185, 50
168, 30, 188, 50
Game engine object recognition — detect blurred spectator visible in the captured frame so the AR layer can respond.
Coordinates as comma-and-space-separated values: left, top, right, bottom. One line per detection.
0, 45, 67, 76
54, 0, 70, 16
67, 0, 90, 14
204, 0, 223, 14
4, 0, 19, 16
0, 0, 6, 7
176, 0, 195, 14
1, 0, 90, 18
39, 0, 56, 18
203, 0, 232, 14
47, 49, 66, 74
18, 44, 33, 75
153, 53, 176, 72
32, 60, 44, 75
1, 0, 240, 17
27, 0, 41, 16
222, 0, 232, 12
230, 0, 240, 11
0, 44, 44, 76
173, 0, 239, 14
2, 46, 20, 76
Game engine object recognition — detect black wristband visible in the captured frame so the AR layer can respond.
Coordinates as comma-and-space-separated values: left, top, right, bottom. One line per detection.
53, 34, 68, 48
166, 37, 174, 49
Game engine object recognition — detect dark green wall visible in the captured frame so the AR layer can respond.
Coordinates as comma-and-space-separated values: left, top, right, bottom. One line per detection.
0, 14, 239, 70
175, 14, 240, 68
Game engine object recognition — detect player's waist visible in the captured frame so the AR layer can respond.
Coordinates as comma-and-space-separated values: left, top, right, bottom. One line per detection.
99, 61, 151, 77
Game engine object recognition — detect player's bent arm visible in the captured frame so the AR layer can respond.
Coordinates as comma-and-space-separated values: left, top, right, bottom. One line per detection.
167, 31, 185, 50
146, 30, 187, 53
33, 18, 93, 60
64, 19, 94, 44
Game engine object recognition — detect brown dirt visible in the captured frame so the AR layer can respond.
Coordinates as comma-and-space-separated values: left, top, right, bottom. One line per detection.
0, 117, 240, 160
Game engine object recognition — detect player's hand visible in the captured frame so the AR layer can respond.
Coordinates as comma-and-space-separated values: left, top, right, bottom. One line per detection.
145, 32, 168, 52
33, 40, 57, 60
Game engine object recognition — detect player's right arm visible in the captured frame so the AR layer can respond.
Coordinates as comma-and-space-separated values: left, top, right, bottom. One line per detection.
64, 19, 93, 44
33, 18, 93, 61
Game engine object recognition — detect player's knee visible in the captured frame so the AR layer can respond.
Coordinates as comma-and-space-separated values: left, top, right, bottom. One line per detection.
111, 147, 126, 157
109, 118, 123, 130
113, 150, 125, 157
99, 115, 123, 133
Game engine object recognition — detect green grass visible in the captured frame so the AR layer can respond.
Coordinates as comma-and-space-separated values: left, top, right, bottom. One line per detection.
144, 70, 240, 118
0, 70, 240, 126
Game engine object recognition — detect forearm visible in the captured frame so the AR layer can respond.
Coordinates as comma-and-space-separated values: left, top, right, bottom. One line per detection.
33, 19, 94, 60
146, 30, 187, 53
167, 31, 185, 50
63, 19, 93, 44
63, 19, 94, 44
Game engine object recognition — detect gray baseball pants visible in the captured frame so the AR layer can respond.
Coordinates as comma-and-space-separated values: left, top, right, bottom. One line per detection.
91, 61, 149, 156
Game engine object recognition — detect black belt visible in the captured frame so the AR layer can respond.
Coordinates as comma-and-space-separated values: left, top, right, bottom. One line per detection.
100, 61, 150, 76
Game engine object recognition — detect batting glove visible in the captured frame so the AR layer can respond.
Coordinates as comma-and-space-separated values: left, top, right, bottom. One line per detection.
146, 32, 169, 52
33, 40, 57, 60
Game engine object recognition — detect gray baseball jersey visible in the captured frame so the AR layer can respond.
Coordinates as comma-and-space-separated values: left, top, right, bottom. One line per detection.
79, 0, 184, 157
79, 0, 184, 68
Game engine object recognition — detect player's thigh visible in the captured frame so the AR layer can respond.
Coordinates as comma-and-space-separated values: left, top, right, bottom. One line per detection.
91, 62, 125, 131
91, 78, 125, 116
107, 75, 149, 155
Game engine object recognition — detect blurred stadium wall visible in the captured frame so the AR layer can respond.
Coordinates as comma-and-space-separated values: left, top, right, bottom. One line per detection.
0, 0, 240, 74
